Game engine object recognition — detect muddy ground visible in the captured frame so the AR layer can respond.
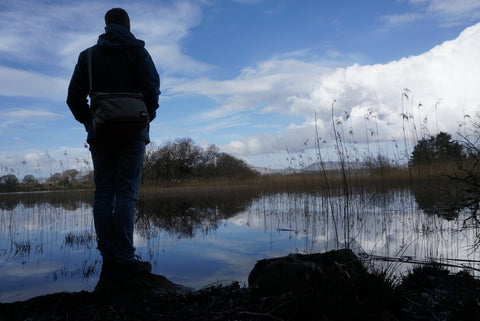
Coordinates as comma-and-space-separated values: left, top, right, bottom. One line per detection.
1, 251, 480, 321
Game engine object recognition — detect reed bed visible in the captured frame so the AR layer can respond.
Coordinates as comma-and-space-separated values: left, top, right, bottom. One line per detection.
137, 164, 454, 198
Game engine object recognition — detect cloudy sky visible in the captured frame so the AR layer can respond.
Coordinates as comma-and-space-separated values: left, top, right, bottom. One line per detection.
1, 0, 480, 178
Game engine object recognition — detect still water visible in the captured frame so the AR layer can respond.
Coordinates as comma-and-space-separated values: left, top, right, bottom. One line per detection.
0, 188, 478, 303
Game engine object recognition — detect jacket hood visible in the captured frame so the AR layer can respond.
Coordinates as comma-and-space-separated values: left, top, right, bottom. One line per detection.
97, 23, 145, 51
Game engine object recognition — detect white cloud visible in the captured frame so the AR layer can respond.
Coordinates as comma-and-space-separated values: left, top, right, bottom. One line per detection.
420, 0, 480, 26
0, 109, 63, 121
219, 22, 480, 157
223, 125, 316, 156
232, 0, 265, 4
0, 109, 64, 138
381, 0, 480, 29
171, 59, 329, 120
0, 1, 101, 69
133, 1, 203, 42
0, 0, 209, 80
130, 1, 211, 75
380, 13, 422, 28
148, 44, 212, 76
0, 66, 68, 99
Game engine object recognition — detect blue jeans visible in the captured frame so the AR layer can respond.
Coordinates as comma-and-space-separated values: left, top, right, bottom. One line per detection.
90, 137, 146, 263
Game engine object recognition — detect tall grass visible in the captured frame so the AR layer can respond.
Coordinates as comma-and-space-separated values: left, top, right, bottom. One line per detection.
137, 90, 480, 257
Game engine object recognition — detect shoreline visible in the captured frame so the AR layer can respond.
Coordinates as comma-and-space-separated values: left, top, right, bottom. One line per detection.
1, 249, 479, 321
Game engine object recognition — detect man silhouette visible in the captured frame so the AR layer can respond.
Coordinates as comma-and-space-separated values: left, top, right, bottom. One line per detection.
67, 8, 160, 289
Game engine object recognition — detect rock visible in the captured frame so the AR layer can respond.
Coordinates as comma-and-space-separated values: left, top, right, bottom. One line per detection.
396, 265, 480, 320
248, 249, 367, 296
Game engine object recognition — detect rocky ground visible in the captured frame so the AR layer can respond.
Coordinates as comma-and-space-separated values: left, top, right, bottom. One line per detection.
1, 250, 480, 321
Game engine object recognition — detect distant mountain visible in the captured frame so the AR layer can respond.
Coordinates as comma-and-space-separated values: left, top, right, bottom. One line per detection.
302, 161, 365, 172
253, 161, 366, 175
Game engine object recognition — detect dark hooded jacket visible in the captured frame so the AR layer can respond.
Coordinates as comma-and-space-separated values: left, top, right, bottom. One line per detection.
67, 23, 160, 143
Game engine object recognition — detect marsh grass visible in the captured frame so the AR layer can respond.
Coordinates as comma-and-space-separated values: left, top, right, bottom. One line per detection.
134, 94, 480, 276
64, 232, 96, 249
13, 241, 31, 258
139, 164, 425, 198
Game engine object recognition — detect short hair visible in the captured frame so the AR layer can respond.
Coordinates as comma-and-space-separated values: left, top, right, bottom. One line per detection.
105, 8, 130, 27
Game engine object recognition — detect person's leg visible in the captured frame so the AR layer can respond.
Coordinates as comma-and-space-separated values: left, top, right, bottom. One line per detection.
112, 138, 146, 263
90, 141, 116, 262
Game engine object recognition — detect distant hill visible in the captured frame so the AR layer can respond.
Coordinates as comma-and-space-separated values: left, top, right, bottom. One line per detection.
302, 161, 365, 172
253, 161, 366, 175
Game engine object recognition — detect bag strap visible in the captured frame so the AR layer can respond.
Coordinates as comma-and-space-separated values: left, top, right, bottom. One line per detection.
87, 47, 93, 95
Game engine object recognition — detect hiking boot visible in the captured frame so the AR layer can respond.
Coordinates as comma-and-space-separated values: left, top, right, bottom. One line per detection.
94, 256, 153, 293
111, 256, 152, 281
132, 255, 152, 275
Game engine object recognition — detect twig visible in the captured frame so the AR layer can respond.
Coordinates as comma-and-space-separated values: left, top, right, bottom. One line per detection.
237, 311, 285, 321
365, 254, 480, 272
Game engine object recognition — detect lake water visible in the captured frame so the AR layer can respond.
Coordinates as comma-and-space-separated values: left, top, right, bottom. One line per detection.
1, 188, 479, 303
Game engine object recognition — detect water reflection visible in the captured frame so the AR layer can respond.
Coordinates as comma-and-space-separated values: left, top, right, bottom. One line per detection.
0, 190, 92, 211
136, 190, 258, 238
0, 188, 479, 303
411, 180, 466, 220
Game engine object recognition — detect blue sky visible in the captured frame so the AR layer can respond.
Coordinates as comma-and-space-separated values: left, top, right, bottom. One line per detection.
1, 0, 480, 178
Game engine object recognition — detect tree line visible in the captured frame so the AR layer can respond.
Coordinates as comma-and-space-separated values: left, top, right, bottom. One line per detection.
1, 133, 477, 192
0, 169, 94, 193
0, 138, 258, 192
142, 138, 258, 183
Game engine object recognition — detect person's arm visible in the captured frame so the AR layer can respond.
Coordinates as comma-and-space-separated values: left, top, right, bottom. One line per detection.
67, 50, 91, 131
137, 48, 160, 121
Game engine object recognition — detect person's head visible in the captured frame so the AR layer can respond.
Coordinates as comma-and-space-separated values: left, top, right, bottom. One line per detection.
105, 8, 130, 29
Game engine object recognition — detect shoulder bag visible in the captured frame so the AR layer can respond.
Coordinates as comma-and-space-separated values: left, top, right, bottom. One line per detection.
87, 47, 149, 136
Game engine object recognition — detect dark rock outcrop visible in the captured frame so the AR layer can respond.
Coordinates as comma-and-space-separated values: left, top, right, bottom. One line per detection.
248, 249, 399, 319
248, 248, 365, 295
